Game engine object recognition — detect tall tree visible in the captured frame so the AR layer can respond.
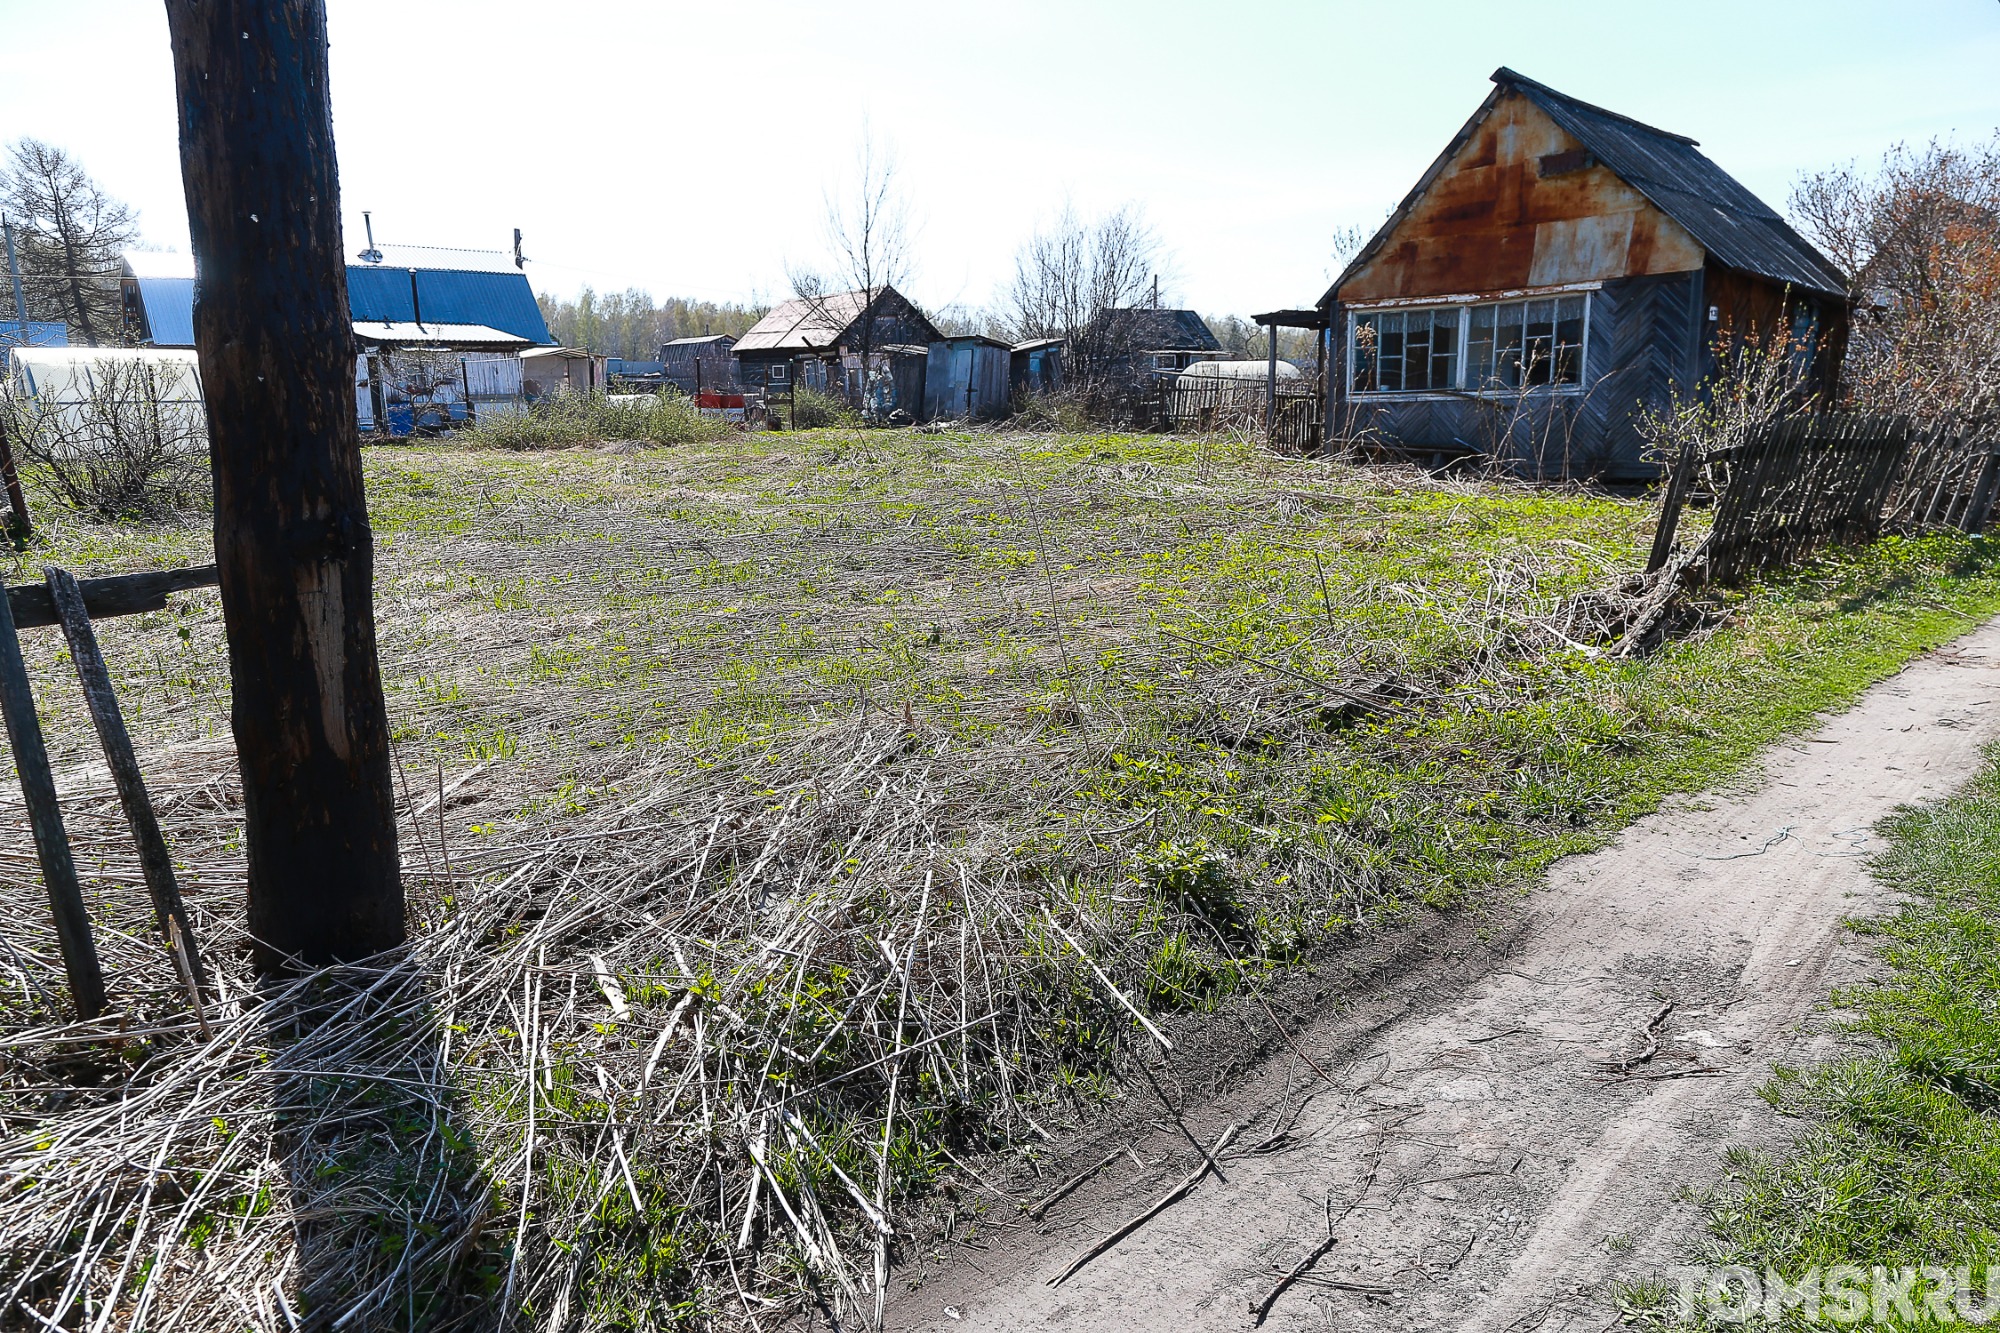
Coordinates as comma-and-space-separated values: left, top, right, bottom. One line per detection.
787, 127, 916, 373
0, 138, 138, 346
1791, 136, 2000, 433
163, 0, 403, 969
999, 202, 1164, 387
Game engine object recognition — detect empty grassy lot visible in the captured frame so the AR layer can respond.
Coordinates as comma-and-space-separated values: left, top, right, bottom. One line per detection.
7, 427, 2000, 1329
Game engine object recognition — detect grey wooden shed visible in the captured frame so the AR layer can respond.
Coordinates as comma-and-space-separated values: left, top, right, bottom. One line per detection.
924, 334, 1011, 421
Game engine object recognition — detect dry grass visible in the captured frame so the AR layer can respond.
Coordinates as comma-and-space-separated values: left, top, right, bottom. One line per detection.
1, 427, 1996, 1330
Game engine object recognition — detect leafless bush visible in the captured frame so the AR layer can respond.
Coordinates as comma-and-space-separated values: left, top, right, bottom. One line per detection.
378, 347, 468, 436
1638, 322, 1819, 475
1793, 136, 2000, 433
999, 203, 1167, 399
1008, 384, 1104, 430
3, 357, 209, 521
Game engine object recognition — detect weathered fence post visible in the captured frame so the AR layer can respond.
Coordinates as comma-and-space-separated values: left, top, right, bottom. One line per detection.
164, 0, 404, 970
0, 586, 105, 1018
1647, 436, 1701, 573
1964, 448, 2000, 535
45, 567, 210, 1012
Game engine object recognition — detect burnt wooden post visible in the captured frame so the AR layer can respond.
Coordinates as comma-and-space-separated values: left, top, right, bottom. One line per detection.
164, 0, 404, 970
0, 585, 105, 1018
45, 567, 210, 1011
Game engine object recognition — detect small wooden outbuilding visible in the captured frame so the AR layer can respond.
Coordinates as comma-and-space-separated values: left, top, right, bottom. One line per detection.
731, 286, 940, 416
1320, 68, 1850, 481
1010, 337, 1065, 401
660, 334, 737, 394
924, 334, 1011, 421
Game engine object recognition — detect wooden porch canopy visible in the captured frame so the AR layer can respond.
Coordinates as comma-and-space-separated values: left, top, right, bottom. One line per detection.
1250, 309, 1330, 330
1249, 310, 1330, 438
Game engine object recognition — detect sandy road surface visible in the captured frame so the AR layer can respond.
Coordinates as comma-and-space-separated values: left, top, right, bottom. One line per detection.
890, 621, 2000, 1332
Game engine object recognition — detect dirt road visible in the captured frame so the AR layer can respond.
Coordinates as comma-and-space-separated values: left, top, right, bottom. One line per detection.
891, 621, 2000, 1332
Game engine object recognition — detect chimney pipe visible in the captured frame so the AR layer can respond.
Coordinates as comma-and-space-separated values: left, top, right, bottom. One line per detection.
409, 269, 422, 327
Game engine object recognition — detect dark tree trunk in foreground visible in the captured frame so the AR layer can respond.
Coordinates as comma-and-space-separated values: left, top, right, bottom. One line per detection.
163, 0, 403, 969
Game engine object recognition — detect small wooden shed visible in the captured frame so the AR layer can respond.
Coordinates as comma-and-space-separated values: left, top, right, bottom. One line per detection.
660, 335, 736, 394
924, 335, 1011, 421
1010, 337, 1065, 401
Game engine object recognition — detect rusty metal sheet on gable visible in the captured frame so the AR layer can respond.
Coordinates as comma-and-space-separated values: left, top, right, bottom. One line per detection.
1500, 69, 1847, 298
1324, 70, 1849, 310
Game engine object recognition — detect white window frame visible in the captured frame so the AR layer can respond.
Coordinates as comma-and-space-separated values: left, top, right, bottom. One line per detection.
768, 361, 789, 383
1347, 292, 1593, 398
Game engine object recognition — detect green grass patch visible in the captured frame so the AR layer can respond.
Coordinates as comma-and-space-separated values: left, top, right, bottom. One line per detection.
1647, 746, 2000, 1329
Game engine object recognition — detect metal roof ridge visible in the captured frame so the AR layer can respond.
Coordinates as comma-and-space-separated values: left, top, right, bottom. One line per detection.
1491, 67, 1701, 147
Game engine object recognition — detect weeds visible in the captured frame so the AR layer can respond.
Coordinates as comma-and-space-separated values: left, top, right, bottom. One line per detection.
456, 388, 734, 450
788, 385, 860, 430
1665, 746, 2000, 1329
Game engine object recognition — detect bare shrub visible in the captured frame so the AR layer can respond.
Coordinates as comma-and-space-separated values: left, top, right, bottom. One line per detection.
1793, 136, 2000, 433
4, 357, 209, 521
1009, 387, 1096, 433
1638, 322, 1819, 471
789, 383, 860, 429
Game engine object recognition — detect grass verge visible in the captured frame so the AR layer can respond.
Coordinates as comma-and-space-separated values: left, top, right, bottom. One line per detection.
1642, 747, 2000, 1330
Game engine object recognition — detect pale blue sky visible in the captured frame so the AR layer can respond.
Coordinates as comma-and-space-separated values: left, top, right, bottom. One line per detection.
1, 1, 1996, 318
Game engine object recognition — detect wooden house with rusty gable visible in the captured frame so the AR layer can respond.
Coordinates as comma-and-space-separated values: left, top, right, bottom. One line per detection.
1320, 68, 1850, 481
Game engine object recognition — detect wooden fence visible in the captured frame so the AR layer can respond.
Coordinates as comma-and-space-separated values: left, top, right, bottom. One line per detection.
0, 564, 219, 1023
1650, 414, 2000, 585
1164, 378, 1322, 453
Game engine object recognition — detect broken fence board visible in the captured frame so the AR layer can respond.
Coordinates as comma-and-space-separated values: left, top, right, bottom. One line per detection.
46, 567, 211, 1015
5, 564, 219, 630
0, 582, 106, 1019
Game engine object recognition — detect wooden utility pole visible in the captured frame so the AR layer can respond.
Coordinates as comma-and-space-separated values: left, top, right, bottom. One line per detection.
163, 0, 404, 970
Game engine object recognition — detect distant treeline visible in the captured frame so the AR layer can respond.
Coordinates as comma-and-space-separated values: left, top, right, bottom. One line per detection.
536, 287, 770, 360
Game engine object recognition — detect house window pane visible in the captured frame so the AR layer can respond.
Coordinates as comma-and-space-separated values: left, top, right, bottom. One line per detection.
1494, 303, 1526, 388
1353, 314, 1379, 391
1377, 312, 1405, 392
1467, 304, 1496, 389
1403, 310, 1432, 390
1554, 296, 1585, 383
1522, 299, 1555, 386
1431, 308, 1460, 390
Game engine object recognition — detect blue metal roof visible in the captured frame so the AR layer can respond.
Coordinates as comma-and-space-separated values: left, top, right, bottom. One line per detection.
130, 266, 555, 348
0, 320, 68, 370
0, 320, 68, 347
346, 267, 555, 344
135, 277, 198, 346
